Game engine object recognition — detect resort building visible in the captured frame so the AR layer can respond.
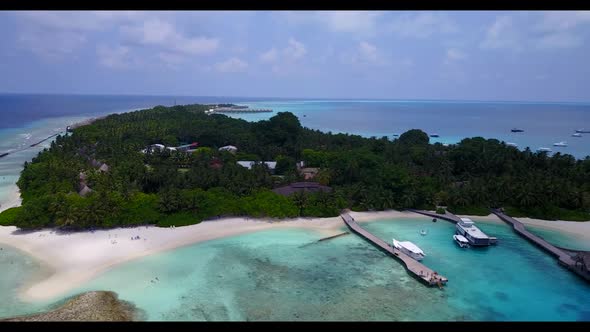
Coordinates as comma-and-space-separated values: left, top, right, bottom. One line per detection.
296, 160, 320, 180
237, 161, 277, 174
299, 167, 319, 180
176, 142, 199, 152
272, 182, 332, 196
218, 145, 238, 153
98, 163, 110, 173
78, 185, 93, 197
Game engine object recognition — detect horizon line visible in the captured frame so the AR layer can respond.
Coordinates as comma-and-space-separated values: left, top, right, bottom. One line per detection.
1, 91, 590, 105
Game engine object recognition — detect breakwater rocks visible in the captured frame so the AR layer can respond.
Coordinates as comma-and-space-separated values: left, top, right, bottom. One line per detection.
2, 291, 144, 321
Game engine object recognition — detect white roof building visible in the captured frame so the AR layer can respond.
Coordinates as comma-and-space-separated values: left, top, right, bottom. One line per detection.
219, 145, 238, 152
237, 161, 276, 170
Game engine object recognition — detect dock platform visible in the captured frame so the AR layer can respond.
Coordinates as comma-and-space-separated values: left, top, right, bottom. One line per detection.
341, 212, 447, 287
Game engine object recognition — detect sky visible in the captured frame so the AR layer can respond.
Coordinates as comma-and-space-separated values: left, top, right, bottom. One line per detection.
0, 11, 589, 102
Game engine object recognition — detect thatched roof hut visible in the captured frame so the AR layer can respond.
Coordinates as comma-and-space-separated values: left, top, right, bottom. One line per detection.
99, 164, 110, 173
78, 185, 93, 197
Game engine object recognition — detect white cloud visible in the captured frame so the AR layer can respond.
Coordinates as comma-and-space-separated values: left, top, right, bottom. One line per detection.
283, 38, 307, 60
259, 39, 307, 75
342, 41, 387, 66
535, 74, 548, 80
97, 45, 139, 69
122, 19, 219, 56
536, 32, 582, 49
446, 48, 467, 61
481, 13, 588, 51
19, 30, 87, 60
389, 12, 457, 38
278, 11, 383, 37
157, 52, 186, 68
16, 11, 144, 32
358, 41, 378, 63
318, 11, 382, 35
215, 57, 248, 73
260, 48, 278, 63
536, 11, 590, 32
480, 15, 523, 51
401, 58, 414, 67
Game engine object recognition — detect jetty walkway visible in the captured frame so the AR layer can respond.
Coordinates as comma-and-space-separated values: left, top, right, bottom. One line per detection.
491, 209, 590, 283
0, 116, 105, 159
405, 209, 462, 224
341, 212, 448, 287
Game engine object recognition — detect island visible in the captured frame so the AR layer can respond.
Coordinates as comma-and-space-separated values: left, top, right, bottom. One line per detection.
1, 103, 588, 231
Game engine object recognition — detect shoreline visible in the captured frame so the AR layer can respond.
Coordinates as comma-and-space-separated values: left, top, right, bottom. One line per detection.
0, 210, 588, 303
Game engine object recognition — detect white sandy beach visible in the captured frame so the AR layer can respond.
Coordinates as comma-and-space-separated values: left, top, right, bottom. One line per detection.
0, 209, 588, 303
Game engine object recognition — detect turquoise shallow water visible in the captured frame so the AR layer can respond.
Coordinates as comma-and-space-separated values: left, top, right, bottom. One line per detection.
0, 245, 52, 319
7, 217, 586, 321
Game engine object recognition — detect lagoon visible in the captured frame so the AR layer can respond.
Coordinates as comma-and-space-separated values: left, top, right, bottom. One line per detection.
6, 217, 586, 321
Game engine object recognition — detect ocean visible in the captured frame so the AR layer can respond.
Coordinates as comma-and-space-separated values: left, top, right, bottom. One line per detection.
1, 94, 590, 321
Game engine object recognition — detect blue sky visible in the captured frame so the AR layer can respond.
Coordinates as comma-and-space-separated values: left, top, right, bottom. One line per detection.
0, 11, 589, 102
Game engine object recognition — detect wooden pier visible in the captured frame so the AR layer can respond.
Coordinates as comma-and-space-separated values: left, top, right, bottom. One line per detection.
211, 108, 273, 114
406, 209, 462, 224
341, 212, 448, 287
491, 209, 590, 283
318, 231, 349, 242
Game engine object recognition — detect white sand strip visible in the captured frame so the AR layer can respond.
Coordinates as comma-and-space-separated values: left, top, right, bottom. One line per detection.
0, 216, 345, 302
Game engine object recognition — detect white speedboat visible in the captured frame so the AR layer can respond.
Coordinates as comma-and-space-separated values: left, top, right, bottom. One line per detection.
506, 142, 518, 147
572, 133, 582, 137
453, 234, 470, 248
553, 141, 567, 147
392, 239, 425, 261
420, 229, 428, 236
537, 147, 552, 153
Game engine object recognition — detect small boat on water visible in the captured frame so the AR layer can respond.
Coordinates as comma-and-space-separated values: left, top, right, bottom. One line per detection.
572, 133, 582, 137
430, 133, 440, 138
511, 128, 524, 133
453, 234, 470, 248
537, 147, 552, 153
553, 141, 567, 147
506, 142, 518, 147
432, 218, 437, 223
420, 229, 428, 236
392, 239, 425, 261
455, 218, 495, 246
575, 129, 590, 133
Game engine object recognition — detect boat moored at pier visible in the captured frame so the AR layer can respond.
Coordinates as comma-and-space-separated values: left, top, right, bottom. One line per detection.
455, 218, 496, 246
453, 234, 470, 248
392, 239, 425, 261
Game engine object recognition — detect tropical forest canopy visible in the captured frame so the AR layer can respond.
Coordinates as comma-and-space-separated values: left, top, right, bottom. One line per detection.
2, 103, 589, 230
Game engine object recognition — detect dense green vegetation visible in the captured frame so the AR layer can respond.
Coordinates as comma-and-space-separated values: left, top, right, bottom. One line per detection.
0, 207, 21, 226
2, 103, 589, 229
